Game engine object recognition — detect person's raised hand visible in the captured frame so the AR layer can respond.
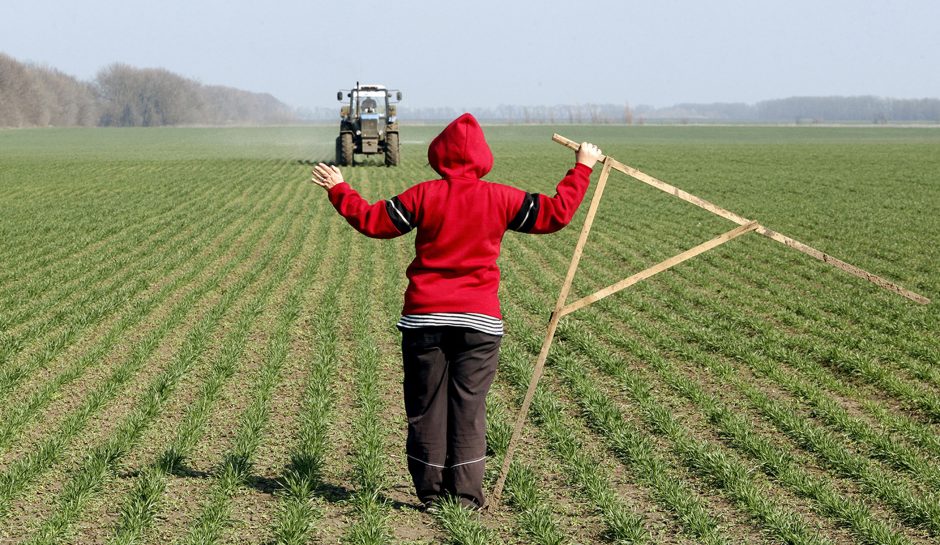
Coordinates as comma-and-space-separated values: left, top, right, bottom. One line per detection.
576, 142, 603, 169
310, 163, 345, 190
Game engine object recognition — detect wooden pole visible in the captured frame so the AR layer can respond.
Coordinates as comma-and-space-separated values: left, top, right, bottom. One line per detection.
489, 159, 613, 509
551, 133, 929, 305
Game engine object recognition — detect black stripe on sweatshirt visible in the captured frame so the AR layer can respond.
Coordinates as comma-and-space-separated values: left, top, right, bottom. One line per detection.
386, 196, 415, 234
508, 192, 540, 233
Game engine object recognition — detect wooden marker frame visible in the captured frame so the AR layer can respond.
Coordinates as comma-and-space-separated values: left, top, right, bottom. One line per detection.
488, 134, 929, 510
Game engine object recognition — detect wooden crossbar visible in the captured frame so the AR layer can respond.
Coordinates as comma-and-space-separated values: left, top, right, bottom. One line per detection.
559, 221, 759, 318
488, 134, 929, 511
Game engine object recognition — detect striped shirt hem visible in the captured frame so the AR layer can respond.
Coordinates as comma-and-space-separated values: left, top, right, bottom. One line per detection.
397, 313, 504, 336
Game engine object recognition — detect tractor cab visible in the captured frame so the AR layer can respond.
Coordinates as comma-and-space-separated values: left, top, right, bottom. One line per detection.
336, 83, 402, 166
355, 90, 387, 150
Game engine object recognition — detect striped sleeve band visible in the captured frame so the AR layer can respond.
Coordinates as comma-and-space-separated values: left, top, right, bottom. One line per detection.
508, 192, 540, 233
385, 196, 415, 234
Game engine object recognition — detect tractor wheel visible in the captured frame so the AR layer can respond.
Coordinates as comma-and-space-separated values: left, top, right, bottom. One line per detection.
340, 133, 354, 166
385, 132, 400, 167
335, 136, 342, 165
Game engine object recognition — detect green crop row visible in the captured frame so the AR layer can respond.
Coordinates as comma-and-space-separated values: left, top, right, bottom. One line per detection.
343, 238, 394, 545
0, 171, 275, 456
109, 192, 327, 545
269, 226, 353, 544
177, 204, 320, 545
19, 181, 305, 544
0, 175, 296, 526
483, 397, 567, 545
0, 175, 221, 331
0, 160, 200, 288
0, 162, 283, 392
0, 162, 234, 338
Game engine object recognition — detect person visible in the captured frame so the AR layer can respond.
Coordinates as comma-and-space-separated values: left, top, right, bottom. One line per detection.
310, 113, 602, 510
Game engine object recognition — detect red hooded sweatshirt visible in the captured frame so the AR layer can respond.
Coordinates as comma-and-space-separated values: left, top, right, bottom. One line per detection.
327, 113, 593, 320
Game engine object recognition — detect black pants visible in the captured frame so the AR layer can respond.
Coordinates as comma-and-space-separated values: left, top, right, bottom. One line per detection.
401, 327, 501, 508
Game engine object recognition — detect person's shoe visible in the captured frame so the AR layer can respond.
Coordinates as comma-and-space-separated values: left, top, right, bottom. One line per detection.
419, 498, 441, 514
457, 497, 482, 511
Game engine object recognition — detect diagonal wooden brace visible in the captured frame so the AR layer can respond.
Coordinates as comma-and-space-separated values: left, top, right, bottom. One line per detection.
559, 221, 759, 318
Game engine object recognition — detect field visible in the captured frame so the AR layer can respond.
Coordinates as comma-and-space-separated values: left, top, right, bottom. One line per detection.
0, 124, 938, 544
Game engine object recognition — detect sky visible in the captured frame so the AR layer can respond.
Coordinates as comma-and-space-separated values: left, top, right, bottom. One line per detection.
3, 0, 939, 110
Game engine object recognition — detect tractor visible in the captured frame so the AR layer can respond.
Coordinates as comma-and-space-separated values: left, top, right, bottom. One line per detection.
336, 83, 402, 166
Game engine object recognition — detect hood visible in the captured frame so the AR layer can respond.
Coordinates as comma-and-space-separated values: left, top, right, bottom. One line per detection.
427, 113, 493, 179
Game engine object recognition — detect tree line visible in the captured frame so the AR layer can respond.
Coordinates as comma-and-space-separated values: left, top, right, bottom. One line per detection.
5, 51, 938, 127
0, 53, 296, 127
641, 96, 940, 124
298, 97, 940, 125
